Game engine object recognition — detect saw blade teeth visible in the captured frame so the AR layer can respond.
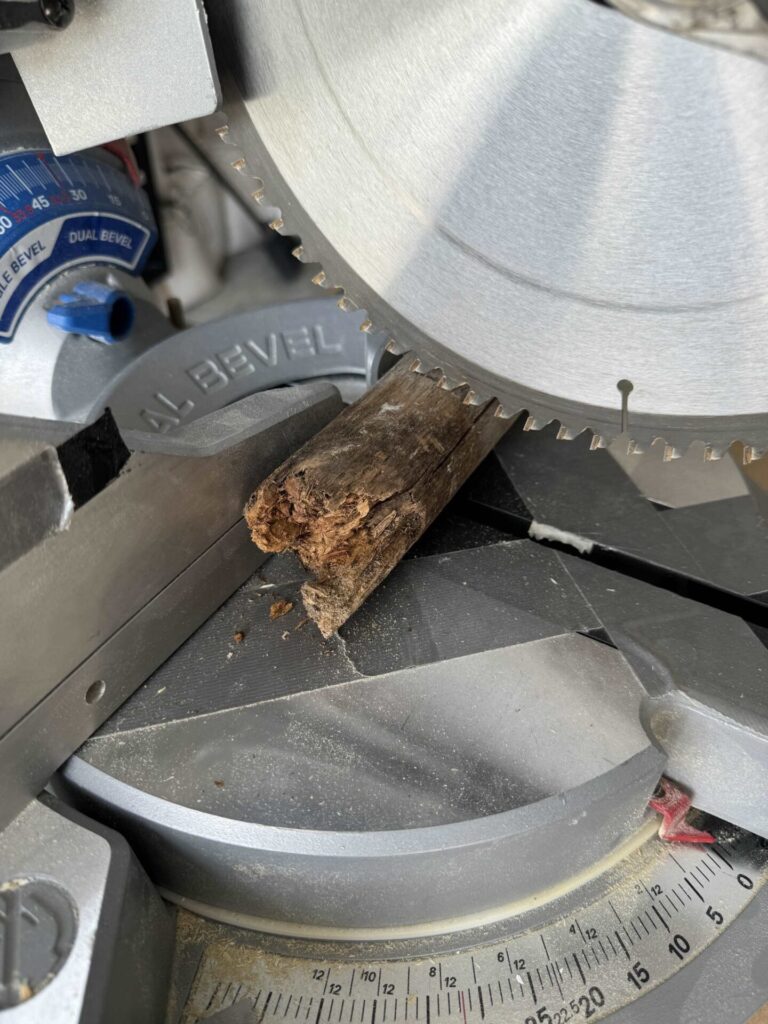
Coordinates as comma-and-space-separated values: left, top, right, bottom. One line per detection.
211, 116, 768, 457
523, 415, 551, 432
205, 118, 588, 448
663, 444, 683, 462
450, 383, 474, 403
228, 156, 266, 203
699, 440, 730, 461
424, 368, 448, 386
230, 156, 247, 174
215, 123, 232, 145
626, 439, 645, 456
742, 445, 759, 465
556, 424, 587, 442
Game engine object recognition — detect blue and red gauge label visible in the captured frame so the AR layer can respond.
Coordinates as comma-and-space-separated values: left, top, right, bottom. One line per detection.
0, 149, 157, 342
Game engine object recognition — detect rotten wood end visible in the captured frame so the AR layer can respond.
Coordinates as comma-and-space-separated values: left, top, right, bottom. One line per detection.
244, 357, 513, 637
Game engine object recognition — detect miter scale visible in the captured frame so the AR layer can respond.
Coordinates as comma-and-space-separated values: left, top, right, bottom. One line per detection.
179, 826, 767, 1024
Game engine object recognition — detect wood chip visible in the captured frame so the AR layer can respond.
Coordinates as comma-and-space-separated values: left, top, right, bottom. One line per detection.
269, 598, 294, 620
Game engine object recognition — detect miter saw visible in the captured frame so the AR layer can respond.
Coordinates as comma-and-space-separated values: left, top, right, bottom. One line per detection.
0, 2, 767, 1023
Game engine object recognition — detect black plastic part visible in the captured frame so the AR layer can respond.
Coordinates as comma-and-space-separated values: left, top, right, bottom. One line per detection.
579, 626, 617, 649
131, 134, 168, 285
55, 408, 130, 509
40, 0, 74, 29
0, 0, 73, 30
751, 621, 768, 652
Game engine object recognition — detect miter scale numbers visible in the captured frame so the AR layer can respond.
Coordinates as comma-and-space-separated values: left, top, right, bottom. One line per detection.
182, 827, 767, 1024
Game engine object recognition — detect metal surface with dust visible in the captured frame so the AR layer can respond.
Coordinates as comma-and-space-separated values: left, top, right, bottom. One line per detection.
63, 539, 664, 935
63, 631, 663, 935
208, 0, 768, 454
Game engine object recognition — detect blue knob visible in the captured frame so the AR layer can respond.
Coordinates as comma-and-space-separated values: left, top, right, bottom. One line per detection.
47, 281, 135, 344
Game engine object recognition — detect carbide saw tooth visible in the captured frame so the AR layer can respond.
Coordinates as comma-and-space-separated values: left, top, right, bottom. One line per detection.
523, 415, 552, 432
590, 434, 607, 450
424, 368, 448, 386
337, 296, 358, 313
450, 383, 473, 403
663, 444, 683, 462
556, 425, 585, 441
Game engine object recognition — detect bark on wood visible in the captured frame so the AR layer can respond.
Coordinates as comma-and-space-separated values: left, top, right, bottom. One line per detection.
244, 357, 513, 637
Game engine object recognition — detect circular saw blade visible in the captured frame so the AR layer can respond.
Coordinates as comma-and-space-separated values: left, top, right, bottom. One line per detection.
209, 0, 768, 458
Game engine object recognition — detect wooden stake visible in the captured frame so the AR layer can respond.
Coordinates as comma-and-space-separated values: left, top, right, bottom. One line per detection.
244, 357, 513, 636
